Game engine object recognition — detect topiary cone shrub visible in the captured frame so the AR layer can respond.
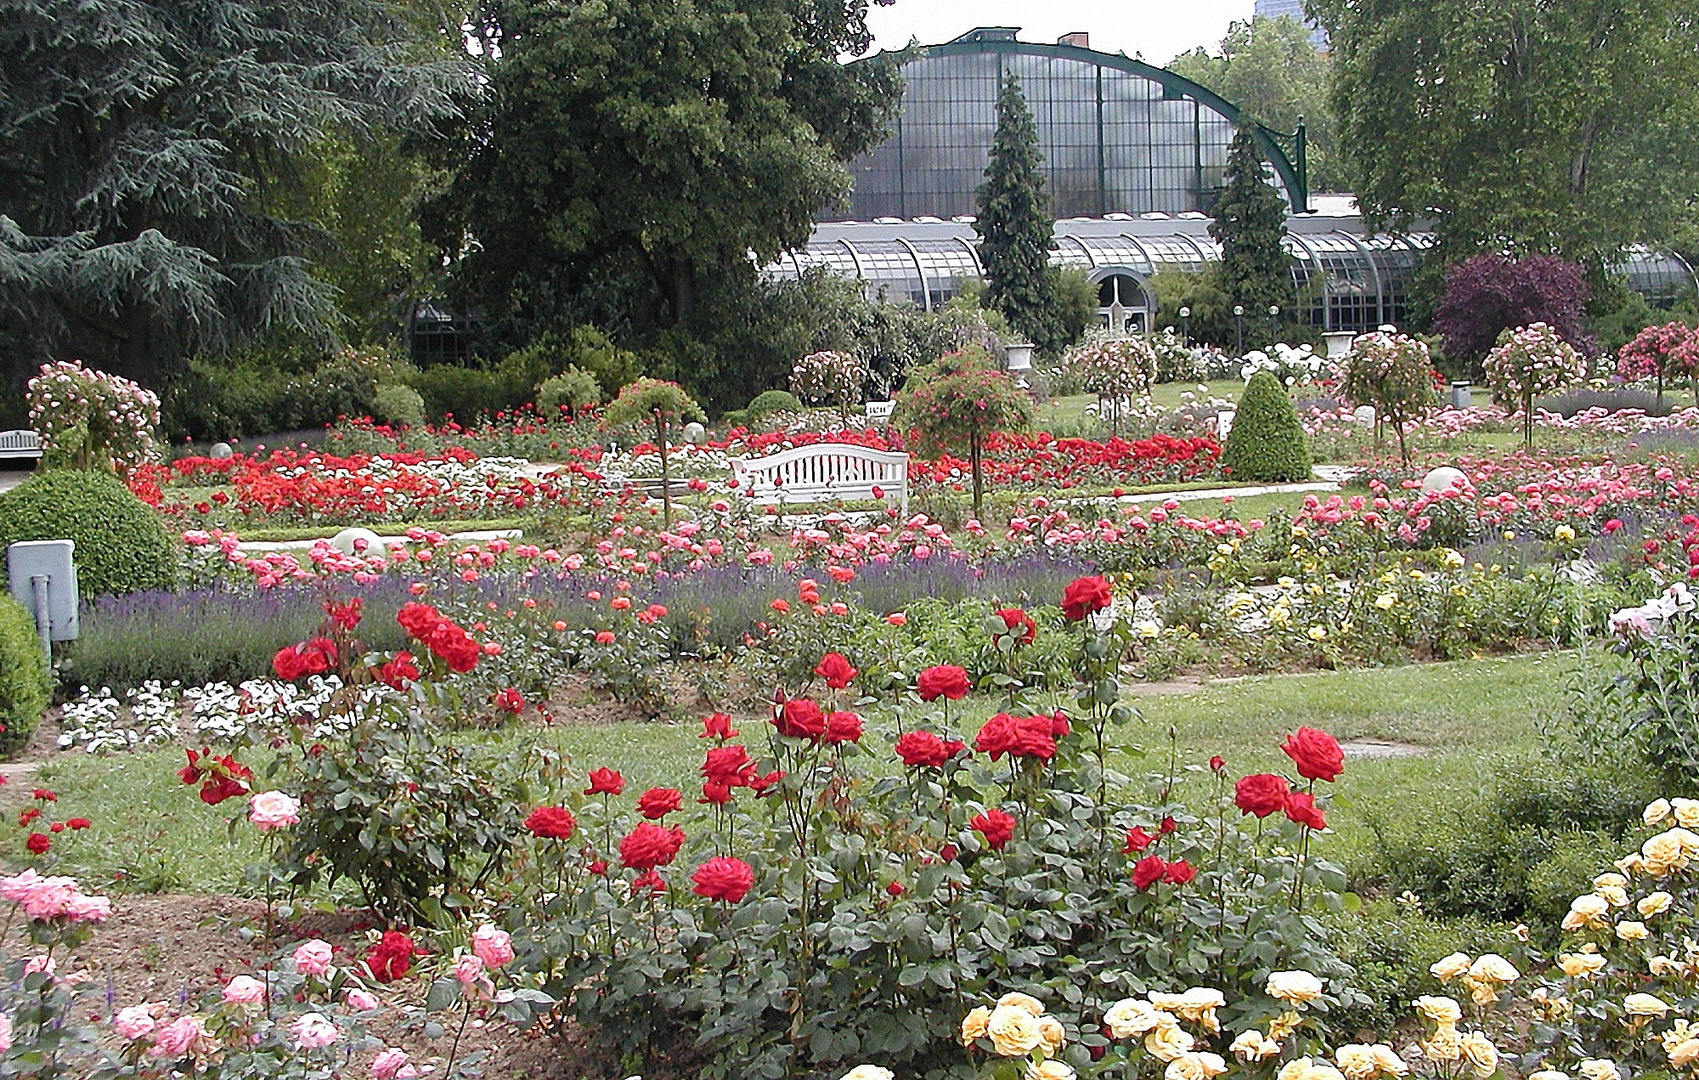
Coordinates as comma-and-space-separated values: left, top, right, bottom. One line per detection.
1222, 371, 1311, 483
0, 593, 50, 758
0, 470, 177, 599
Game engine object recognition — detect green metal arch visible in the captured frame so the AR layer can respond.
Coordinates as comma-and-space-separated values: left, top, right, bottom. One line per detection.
875, 34, 1309, 214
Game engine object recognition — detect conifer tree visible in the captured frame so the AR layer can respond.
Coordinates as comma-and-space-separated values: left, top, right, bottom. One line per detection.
1210, 127, 1292, 343
976, 73, 1064, 354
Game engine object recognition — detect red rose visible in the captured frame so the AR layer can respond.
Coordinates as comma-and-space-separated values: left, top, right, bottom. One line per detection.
1285, 791, 1328, 831
631, 869, 666, 892
30, 790, 54, 803
971, 808, 1017, 850
814, 652, 858, 690
773, 698, 826, 740
200, 774, 247, 806
376, 651, 420, 690
179, 748, 205, 786
1162, 859, 1197, 885
66, 818, 91, 830
396, 602, 443, 641
700, 713, 739, 740
701, 744, 755, 787
638, 787, 683, 819
886, 880, 904, 897
823, 711, 863, 745
748, 770, 784, 795
916, 664, 972, 702
272, 644, 308, 681
1158, 816, 1176, 835
1281, 727, 1345, 782
17, 808, 37, 826
25, 832, 49, 855
494, 688, 525, 714
690, 856, 755, 903
524, 806, 577, 839
1011, 715, 1057, 760
700, 781, 734, 805
973, 713, 1020, 759
1050, 713, 1071, 739
942, 738, 967, 758
895, 730, 950, 768
585, 767, 625, 796
49, 822, 64, 834
619, 822, 685, 870
1209, 755, 1227, 774
994, 608, 1037, 645
587, 859, 609, 876
1062, 575, 1113, 621
1122, 826, 1155, 853
366, 930, 419, 983
426, 621, 480, 673
1234, 773, 1291, 818
1132, 854, 1166, 890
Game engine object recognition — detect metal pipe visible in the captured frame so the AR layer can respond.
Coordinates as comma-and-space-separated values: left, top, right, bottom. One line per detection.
30, 575, 50, 663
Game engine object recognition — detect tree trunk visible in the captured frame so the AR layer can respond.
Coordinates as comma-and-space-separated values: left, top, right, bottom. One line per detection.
970, 427, 984, 518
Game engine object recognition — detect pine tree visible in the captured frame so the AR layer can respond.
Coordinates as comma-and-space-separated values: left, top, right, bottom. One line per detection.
976, 73, 1064, 354
1210, 127, 1293, 343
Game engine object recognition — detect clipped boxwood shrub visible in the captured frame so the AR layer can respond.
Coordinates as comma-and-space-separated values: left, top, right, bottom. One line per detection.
536, 365, 603, 414
1223, 370, 1311, 482
0, 593, 49, 758
0, 470, 177, 599
745, 389, 803, 423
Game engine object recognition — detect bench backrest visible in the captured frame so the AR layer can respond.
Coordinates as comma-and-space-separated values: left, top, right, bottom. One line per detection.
730, 444, 909, 514
0, 430, 41, 459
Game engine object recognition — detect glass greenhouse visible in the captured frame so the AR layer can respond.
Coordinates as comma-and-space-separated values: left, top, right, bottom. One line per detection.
839, 27, 1308, 221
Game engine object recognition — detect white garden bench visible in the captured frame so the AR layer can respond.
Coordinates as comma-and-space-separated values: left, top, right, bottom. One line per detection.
0, 431, 41, 462
730, 444, 909, 516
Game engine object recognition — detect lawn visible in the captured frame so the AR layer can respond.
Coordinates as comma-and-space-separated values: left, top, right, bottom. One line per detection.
23, 650, 1579, 901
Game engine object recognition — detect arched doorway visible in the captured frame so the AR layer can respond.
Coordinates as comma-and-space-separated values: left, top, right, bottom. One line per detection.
1094, 272, 1150, 335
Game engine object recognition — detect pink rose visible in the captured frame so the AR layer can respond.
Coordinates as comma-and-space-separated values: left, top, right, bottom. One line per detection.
372, 1048, 418, 1080
292, 939, 333, 977
290, 1012, 338, 1050
0, 1014, 12, 1054
248, 790, 301, 831
345, 989, 379, 1012
452, 953, 485, 984
150, 1015, 207, 1059
22, 955, 53, 976
221, 975, 266, 1005
113, 1004, 157, 1041
471, 925, 514, 969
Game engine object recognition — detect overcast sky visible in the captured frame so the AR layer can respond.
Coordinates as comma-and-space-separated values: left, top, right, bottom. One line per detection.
861, 1, 1259, 67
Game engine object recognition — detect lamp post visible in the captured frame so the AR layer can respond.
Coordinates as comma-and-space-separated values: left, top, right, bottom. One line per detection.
1178, 306, 1191, 347
1233, 305, 1245, 356
1268, 304, 1280, 346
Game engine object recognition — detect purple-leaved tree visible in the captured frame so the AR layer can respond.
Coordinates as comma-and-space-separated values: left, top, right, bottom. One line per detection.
1432, 255, 1596, 375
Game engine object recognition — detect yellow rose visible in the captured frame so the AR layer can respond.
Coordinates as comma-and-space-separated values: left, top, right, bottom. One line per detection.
1639, 891, 1674, 918
841, 1068, 893, 1080
1594, 871, 1628, 890
1165, 1052, 1228, 1080
1335, 1044, 1379, 1080
987, 1006, 1043, 1057
1145, 1022, 1195, 1062
1623, 992, 1670, 1017
1036, 1016, 1065, 1058
1419, 1028, 1462, 1064
1554, 525, 1575, 542
1559, 953, 1608, 977
1579, 1059, 1622, 1080
1468, 954, 1519, 983
1464, 977, 1500, 1007
1597, 885, 1630, 908
1650, 955, 1683, 977
1642, 830, 1687, 875
998, 992, 1046, 1017
1027, 1061, 1076, 1080
1671, 1040, 1699, 1070
1429, 953, 1471, 980
1676, 827, 1699, 856
1371, 1045, 1410, 1078
1279, 1060, 1315, 1080
1149, 992, 1186, 1013
1267, 971, 1325, 1005
1460, 1032, 1498, 1079
1563, 894, 1610, 931
1645, 799, 1673, 826
1616, 920, 1649, 942
1231, 1031, 1281, 1062
1267, 1011, 1302, 1041
1674, 798, 1699, 829
1664, 1020, 1697, 1053
1301, 1065, 1346, 1080
1414, 996, 1463, 1026
1528, 1070, 1572, 1080
961, 1006, 991, 1046
1174, 988, 1225, 1032
1104, 999, 1162, 1039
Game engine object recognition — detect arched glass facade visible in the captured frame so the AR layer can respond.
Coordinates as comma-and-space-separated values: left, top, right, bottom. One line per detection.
766, 216, 1699, 336
839, 28, 1306, 221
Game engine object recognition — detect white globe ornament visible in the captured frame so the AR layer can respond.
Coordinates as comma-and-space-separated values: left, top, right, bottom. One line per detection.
1352, 405, 1376, 426
210, 442, 233, 460
1421, 466, 1467, 495
330, 527, 384, 557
